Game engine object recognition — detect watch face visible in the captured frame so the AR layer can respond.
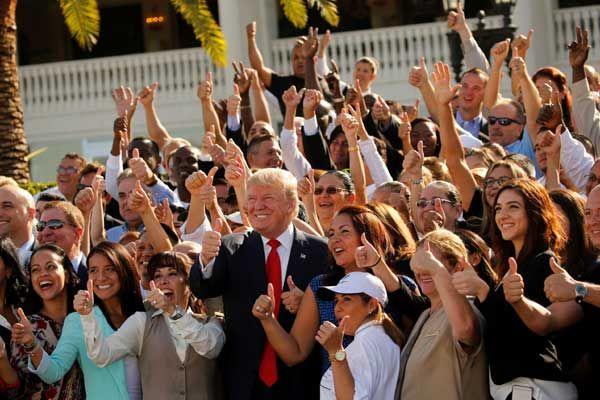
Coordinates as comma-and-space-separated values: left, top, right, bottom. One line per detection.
335, 350, 346, 361
576, 284, 587, 297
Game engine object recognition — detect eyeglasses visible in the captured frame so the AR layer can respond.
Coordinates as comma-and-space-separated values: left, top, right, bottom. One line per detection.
483, 176, 511, 189
56, 166, 79, 175
586, 174, 599, 183
488, 117, 521, 126
36, 219, 68, 232
314, 186, 348, 195
76, 183, 91, 191
416, 198, 454, 208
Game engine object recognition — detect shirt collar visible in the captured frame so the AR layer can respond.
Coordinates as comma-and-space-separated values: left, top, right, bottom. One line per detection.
17, 235, 35, 259
260, 223, 295, 253
355, 320, 381, 336
70, 251, 85, 272
456, 109, 483, 126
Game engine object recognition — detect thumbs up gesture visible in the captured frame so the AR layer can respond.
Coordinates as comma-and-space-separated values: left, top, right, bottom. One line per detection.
410, 239, 445, 277
127, 180, 152, 214
74, 279, 95, 315
12, 308, 36, 347
503, 257, 525, 304
451, 258, 490, 301
227, 83, 242, 116
355, 233, 382, 269
252, 283, 276, 320
197, 166, 218, 206
146, 280, 175, 315
197, 71, 213, 102
316, 315, 348, 355
544, 257, 578, 303
200, 218, 222, 265
128, 148, 154, 185
281, 276, 304, 314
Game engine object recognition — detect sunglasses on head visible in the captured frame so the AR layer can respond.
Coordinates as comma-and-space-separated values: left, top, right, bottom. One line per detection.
314, 186, 348, 195
36, 219, 68, 232
488, 117, 521, 126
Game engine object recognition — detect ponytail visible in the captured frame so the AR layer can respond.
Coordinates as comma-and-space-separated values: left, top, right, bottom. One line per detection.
376, 305, 405, 347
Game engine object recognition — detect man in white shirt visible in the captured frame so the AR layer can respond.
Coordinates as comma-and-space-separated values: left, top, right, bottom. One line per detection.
0, 184, 36, 266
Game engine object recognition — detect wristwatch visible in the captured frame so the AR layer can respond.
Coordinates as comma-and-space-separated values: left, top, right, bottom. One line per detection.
329, 349, 346, 363
170, 306, 185, 320
575, 283, 588, 304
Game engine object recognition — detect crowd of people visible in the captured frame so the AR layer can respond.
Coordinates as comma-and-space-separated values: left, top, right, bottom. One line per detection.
1, 5, 600, 399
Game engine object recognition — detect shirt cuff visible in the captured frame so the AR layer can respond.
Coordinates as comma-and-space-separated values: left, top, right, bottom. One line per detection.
27, 350, 50, 374
181, 218, 212, 244
303, 115, 319, 136
106, 153, 122, 169
227, 114, 241, 131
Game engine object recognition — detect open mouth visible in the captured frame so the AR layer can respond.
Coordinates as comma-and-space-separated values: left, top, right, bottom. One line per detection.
39, 280, 54, 290
96, 284, 113, 291
333, 247, 344, 254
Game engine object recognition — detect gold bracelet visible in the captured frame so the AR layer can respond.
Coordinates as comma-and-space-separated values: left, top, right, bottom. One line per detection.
348, 146, 359, 152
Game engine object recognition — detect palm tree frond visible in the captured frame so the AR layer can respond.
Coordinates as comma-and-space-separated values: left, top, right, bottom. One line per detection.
171, 0, 227, 67
280, 0, 308, 29
58, 0, 100, 51
313, 0, 339, 26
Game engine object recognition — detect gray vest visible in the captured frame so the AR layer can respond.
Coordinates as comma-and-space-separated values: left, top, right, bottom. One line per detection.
138, 311, 222, 400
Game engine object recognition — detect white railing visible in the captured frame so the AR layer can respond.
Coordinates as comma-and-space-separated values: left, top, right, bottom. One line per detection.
554, 5, 600, 64
19, 47, 227, 115
271, 16, 503, 83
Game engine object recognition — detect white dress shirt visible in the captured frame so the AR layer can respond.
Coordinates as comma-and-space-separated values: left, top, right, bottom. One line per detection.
280, 117, 316, 180
320, 321, 400, 400
70, 252, 85, 274
17, 235, 35, 266
80, 308, 225, 366
180, 218, 212, 245
201, 224, 295, 290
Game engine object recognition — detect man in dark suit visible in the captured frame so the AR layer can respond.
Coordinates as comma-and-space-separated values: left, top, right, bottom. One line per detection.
190, 168, 329, 400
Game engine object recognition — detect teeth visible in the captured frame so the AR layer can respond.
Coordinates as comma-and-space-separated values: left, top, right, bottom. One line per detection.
334, 248, 343, 253
97, 285, 111, 290
39, 281, 53, 288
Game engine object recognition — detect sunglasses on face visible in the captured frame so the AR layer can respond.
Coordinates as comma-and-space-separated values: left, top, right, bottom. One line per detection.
57, 166, 79, 175
416, 198, 454, 208
36, 219, 68, 232
488, 117, 521, 126
314, 186, 348, 195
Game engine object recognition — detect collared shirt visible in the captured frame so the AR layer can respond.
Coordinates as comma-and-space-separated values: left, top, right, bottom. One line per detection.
106, 223, 145, 243
80, 308, 225, 365
201, 224, 295, 290
17, 235, 35, 266
70, 252, 85, 274
456, 110, 484, 138
504, 127, 542, 178
320, 321, 400, 400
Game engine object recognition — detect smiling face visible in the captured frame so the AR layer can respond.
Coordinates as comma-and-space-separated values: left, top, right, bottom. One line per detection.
29, 249, 68, 302
0, 187, 34, 244
585, 161, 600, 195
38, 208, 81, 256
327, 213, 361, 269
488, 103, 524, 146
585, 188, 600, 248
459, 72, 485, 115
329, 133, 349, 168
246, 183, 295, 239
352, 61, 376, 89
88, 253, 121, 301
56, 158, 84, 200
117, 177, 142, 226
333, 293, 377, 336
415, 184, 461, 234
484, 166, 512, 207
248, 138, 283, 170
494, 189, 529, 253
291, 46, 305, 77
152, 266, 188, 308
315, 174, 355, 227
171, 146, 201, 189
410, 121, 438, 157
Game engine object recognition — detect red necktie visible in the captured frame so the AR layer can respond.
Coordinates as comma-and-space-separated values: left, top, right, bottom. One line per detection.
259, 239, 282, 387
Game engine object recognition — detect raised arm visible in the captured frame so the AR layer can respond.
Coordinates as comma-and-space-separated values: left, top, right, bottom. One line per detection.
248, 68, 272, 124
301, 27, 321, 91
541, 126, 562, 191
197, 72, 227, 149
112, 87, 138, 142
343, 107, 367, 205
509, 49, 541, 143
409, 58, 439, 122
137, 82, 172, 150
447, 1, 489, 71
431, 62, 479, 211
246, 21, 273, 88
484, 39, 511, 110
128, 181, 172, 253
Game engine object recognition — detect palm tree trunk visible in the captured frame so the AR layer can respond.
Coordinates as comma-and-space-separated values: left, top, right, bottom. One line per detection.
0, 0, 29, 183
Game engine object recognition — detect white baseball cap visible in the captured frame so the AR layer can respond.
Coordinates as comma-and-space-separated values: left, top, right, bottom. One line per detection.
320, 272, 388, 306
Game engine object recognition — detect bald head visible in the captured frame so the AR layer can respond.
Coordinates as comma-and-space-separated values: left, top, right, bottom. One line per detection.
0, 185, 35, 247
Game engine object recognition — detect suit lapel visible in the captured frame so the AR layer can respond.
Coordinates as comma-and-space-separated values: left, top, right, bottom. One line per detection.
247, 231, 268, 291
284, 227, 306, 291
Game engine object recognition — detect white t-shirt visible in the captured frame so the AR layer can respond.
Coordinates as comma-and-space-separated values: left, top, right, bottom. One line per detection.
320, 321, 400, 399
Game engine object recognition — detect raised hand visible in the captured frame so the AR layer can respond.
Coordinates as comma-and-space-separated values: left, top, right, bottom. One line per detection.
303, 89, 322, 116
227, 84, 242, 116
355, 233, 382, 269
398, 112, 411, 142
426, 197, 446, 232
232, 61, 252, 95
301, 27, 319, 59
503, 257, 524, 304
74, 185, 97, 215
281, 276, 304, 314
404, 99, 420, 122
201, 126, 217, 155
224, 155, 246, 188
452, 258, 489, 300
339, 111, 359, 144
282, 85, 306, 109
568, 26, 590, 69
12, 308, 35, 347
128, 148, 154, 185
315, 316, 347, 354
74, 279, 95, 315
431, 61, 461, 105
447, 1, 468, 35
539, 124, 562, 159
325, 59, 342, 97
185, 170, 209, 197
252, 283, 275, 320
509, 47, 527, 81
155, 198, 175, 230
491, 39, 511, 67
544, 257, 578, 303
246, 21, 256, 40
408, 57, 429, 89
409, 239, 446, 276
318, 29, 331, 57
112, 86, 138, 119
127, 181, 152, 214
200, 218, 222, 265
372, 95, 391, 123
146, 280, 174, 314
513, 29, 533, 58
297, 169, 315, 202
197, 72, 213, 102
538, 82, 553, 104
402, 140, 424, 178
137, 82, 159, 107
197, 167, 218, 206
225, 138, 244, 164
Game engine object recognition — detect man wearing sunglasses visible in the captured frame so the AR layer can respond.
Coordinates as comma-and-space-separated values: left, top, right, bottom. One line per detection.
37, 201, 88, 285
0, 184, 36, 267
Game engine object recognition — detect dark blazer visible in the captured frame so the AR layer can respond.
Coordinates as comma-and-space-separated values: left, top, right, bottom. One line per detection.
189, 227, 329, 400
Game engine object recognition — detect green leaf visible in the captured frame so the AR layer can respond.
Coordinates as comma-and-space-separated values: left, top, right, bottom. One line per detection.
312, 0, 339, 26
280, 0, 308, 29
58, 0, 100, 51
170, 0, 227, 67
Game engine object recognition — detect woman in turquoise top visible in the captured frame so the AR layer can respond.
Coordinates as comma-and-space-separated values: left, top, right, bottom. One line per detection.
28, 242, 145, 400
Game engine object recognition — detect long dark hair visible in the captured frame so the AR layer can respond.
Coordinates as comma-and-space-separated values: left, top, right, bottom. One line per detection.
0, 237, 29, 307
455, 229, 498, 288
323, 205, 391, 286
87, 242, 144, 324
549, 189, 597, 278
489, 179, 566, 277
24, 244, 79, 315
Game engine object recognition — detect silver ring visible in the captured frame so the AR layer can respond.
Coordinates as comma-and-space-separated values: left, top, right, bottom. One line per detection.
256, 306, 263, 312
152, 300, 157, 305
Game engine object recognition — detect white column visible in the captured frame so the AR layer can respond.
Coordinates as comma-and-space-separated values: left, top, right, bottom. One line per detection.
512, 0, 558, 72
218, 0, 244, 91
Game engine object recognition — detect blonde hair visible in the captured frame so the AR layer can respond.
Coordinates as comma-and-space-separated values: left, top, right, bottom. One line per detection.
247, 168, 299, 214
418, 229, 468, 269
43, 201, 85, 230
0, 177, 18, 188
